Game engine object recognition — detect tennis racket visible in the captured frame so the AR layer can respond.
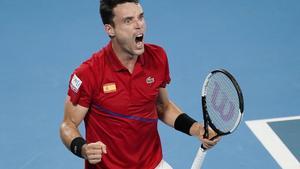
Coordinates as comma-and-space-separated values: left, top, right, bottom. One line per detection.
191, 69, 244, 169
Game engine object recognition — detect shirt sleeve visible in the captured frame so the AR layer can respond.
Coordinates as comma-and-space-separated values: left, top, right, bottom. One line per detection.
67, 63, 94, 108
160, 49, 171, 88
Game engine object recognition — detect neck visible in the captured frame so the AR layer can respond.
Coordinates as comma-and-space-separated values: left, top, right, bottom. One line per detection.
112, 41, 138, 73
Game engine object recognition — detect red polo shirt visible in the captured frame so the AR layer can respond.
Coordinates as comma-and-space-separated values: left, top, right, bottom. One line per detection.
67, 41, 171, 169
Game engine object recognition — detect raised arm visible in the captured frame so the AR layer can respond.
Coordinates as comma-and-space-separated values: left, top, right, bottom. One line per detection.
156, 88, 220, 149
60, 96, 88, 149
60, 96, 107, 164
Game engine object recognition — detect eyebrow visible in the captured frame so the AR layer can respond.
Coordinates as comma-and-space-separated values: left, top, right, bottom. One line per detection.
123, 16, 134, 21
122, 12, 144, 21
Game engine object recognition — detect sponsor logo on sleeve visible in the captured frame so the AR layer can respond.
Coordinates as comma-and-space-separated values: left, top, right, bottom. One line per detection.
70, 74, 82, 93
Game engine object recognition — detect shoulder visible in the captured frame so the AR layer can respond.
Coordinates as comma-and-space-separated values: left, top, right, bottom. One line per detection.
74, 48, 105, 76
144, 43, 168, 63
144, 43, 167, 56
70, 48, 106, 89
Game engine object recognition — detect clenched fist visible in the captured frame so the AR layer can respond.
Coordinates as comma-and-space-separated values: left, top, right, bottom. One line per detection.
81, 141, 107, 164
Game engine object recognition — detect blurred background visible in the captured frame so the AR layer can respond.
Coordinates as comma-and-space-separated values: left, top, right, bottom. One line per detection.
1, 0, 299, 168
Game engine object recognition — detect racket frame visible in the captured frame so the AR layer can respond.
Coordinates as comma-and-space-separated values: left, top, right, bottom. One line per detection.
201, 69, 244, 138
191, 69, 244, 169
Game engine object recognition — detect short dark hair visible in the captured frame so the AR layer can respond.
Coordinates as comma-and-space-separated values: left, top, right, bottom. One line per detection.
100, 0, 140, 26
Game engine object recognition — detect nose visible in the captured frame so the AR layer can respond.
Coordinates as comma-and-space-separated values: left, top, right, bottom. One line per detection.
134, 18, 144, 29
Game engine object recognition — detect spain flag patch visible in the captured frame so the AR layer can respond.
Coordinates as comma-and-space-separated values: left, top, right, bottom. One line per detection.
103, 83, 117, 93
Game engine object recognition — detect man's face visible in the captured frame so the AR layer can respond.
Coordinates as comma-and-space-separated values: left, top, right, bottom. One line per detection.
108, 2, 146, 57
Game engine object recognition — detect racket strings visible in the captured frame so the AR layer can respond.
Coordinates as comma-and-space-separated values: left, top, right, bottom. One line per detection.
205, 73, 241, 133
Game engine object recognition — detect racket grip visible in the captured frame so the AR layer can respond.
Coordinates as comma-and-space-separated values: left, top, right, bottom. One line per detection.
191, 146, 207, 169
200, 144, 207, 151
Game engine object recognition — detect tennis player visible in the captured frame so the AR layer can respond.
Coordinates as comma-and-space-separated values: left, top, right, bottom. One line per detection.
60, 0, 220, 169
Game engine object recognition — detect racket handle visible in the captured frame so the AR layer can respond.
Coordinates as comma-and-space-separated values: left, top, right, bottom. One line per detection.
191, 146, 207, 169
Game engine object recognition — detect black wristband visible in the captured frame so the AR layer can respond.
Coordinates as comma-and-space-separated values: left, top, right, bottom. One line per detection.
70, 137, 86, 158
174, 113, 197, 136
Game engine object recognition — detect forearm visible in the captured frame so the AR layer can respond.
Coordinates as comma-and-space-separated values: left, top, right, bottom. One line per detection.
60, 120, 82, 149
61, 96, 88, 149
157, 100, 183, 127
156, 89, 219, 149
157, 99, 202, 136
156, 88, 199, 135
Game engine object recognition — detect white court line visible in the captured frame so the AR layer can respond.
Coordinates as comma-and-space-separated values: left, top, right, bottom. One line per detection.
246, 116, 300, 169
18, 152, 43, 169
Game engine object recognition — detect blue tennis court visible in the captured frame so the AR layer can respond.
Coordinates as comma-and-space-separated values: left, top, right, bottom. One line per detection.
269, 119, 300, 162
1, 0, 299, 168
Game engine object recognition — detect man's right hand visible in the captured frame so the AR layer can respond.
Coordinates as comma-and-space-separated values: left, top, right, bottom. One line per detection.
81, 141, 107, 164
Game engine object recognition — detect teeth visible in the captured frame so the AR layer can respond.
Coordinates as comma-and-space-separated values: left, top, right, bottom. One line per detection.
136, 34, 143, 37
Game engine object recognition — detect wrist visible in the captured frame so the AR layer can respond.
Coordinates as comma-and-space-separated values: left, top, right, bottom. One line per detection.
189, 122, 204, 137
81, 144, 88, 159
70, 137, 86, 159
174, 113, 197, 135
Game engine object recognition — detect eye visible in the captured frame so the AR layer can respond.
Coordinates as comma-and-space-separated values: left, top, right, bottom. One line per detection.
124, 18, 133, 24
139, 13, 144, 21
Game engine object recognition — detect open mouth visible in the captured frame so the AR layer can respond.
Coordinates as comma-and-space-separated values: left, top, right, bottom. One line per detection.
135, 34, 144, 44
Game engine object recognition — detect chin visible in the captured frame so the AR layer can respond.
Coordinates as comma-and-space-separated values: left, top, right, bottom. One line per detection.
134, 48, 145, 56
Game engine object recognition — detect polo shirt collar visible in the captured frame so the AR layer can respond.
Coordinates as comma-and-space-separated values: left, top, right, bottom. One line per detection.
106, 41, 145, 72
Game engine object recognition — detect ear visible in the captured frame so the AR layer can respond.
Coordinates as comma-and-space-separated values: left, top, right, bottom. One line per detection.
104, 24, 115, 37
